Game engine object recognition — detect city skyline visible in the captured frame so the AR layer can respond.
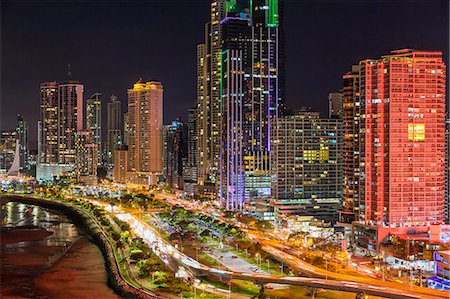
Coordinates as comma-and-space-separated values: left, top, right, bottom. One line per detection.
2, 0, 448, 149
1, 0, 450, 297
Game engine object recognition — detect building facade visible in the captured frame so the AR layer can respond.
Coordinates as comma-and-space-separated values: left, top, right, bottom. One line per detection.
16, 114, 28, 171
57, 79, 84, 165
75, 130, 97, 184
340, 65, 362, 223
0, 130, 17, 174
163, 120, 186, 190
113, 146, 128, 184
39, 81, 59, 164
328, 90, 344, 118
86, 92, 102, 164
359, 49, 446, 226
271, 111, 343, 222
107, 95, 122, 166
127, 80, 163, 184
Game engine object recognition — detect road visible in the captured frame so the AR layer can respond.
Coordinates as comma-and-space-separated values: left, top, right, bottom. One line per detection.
84, 197, 450, 299
157, 193, 450, 299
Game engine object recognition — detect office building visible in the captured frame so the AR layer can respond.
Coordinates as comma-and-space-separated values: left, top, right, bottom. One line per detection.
39, 81, 59, 164
86, 92, 102, 164
271, 111, 343, 222
57, 75, 84, 165
184, 107, 198, 196
107, 95, 122, 166
16, 114, 28, 171
127, 80, 163, 185
328, 90, 344, 118
75, 130, 97, 184
163, 120, 186, 190
113, 146, 128, 184
359, 49, 446, 226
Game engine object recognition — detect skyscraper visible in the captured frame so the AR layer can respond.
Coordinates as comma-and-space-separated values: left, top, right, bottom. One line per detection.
163, 120, 186, 190
340, 65, 362, 223
16, 114, 28, 171
39, 81, 59, 164
359, 49, 446, 226
272, 111, 343, 222
219, 7, 251, 210
107, 95, 122, 166
184, 107, 198, 195
86, 92, 102, 165
57, 75, 84, 165
37, 68, 83, 182
75, 130, 97, 184
127, 80, 163, 185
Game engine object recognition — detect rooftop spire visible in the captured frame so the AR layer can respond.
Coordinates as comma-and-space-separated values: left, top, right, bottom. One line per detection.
67, 63, 72, 80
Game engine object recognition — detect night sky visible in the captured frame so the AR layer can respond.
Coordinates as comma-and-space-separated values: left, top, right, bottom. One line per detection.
1, 0, 448, 149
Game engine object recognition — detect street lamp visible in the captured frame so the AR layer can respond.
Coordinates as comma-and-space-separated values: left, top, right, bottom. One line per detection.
255, 253, 261, 268
266, 259, 270, 272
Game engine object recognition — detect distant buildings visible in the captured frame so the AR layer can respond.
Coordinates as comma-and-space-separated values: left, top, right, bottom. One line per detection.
75, 130, 97, 184
16, 114, 29, 171
113, 146, 128, 184
107, 95, 122, 167
0, 130, 17, 174
39, 81, 59, 165
57, 77, 84, 165
37, 68, 84, 182
126, 80, 163, 185
271, 111, 343, 223
123, 111, 129, 146
86, 92, 102, 165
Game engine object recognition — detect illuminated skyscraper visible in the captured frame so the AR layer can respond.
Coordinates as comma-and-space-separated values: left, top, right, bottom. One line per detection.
127, 80, 163, 185
16, 114, 28, 171
37, 68, 83, 182
107, 95, 122, 166
360, 49, 446, 226
39, 81, 59, 164
197, 0, 228, 187
86, 92, 102, 165
75, 130, 97, 184
58, 77, 84, 165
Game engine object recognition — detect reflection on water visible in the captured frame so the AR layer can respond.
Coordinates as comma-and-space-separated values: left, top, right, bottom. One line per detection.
1, 202, 83, 297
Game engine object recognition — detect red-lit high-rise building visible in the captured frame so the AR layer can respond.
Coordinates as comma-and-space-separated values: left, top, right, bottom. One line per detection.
360, 49, 446, 226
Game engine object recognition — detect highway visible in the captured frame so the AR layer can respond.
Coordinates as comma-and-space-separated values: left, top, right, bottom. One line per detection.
85, 197, 449, 299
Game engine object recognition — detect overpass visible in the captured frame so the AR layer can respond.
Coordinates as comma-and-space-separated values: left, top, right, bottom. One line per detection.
107, 202, 448, 299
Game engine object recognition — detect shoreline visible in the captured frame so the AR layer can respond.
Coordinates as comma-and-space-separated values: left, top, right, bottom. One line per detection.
34, 236, 120, 299
1, 195, 159, 299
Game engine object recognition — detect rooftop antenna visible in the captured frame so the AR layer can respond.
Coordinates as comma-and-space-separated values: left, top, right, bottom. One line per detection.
67, 63, 72, 80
